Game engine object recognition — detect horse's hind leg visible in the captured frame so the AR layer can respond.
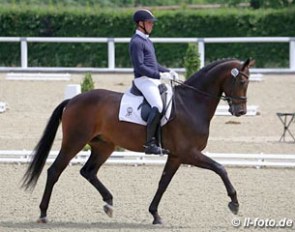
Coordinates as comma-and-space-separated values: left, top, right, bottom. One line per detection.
80, 140, 115, 217
38, 145, 83, 223
187, 151, 239, 215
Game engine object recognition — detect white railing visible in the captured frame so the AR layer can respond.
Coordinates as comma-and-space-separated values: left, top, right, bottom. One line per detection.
0, 36, 295, 73
0, 150, 295, 168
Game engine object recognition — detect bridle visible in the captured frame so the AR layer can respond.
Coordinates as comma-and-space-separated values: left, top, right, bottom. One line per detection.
226, 68, 249, 106
173, 68, 249, 105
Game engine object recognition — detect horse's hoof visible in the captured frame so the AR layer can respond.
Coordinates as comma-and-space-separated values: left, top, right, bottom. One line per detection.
152, 215, 163, 225
103, 204, 113, 218
228, 202, 239, 215
152, 218, 163, 225
37, 217, 48, 223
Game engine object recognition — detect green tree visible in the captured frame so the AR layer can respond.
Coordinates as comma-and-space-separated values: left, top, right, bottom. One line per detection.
183, 43, 200, 80
81, 72, 95, 93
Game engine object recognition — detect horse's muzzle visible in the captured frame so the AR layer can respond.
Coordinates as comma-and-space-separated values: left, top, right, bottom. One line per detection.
229, 104, 246, 117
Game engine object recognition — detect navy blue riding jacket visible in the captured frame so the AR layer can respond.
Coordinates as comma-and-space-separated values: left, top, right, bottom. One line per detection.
129, 30, 169, 79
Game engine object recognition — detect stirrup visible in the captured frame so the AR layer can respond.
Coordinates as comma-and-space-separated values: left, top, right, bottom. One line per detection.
144, 143, 169, 155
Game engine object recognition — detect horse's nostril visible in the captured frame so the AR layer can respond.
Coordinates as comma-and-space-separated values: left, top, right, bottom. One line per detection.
237, 110, 246, 116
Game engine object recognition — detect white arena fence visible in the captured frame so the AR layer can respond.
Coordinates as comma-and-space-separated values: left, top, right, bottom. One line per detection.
0, 36, 294, 73
0, 150, 295, 168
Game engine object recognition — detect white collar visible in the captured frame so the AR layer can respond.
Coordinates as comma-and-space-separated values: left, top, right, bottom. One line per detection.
136, 30, 149, 39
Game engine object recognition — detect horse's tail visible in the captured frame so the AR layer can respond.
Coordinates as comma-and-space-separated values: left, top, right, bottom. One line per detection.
22, 99, 70, 191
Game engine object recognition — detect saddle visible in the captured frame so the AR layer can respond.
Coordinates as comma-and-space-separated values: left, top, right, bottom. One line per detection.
119, 82, 174, 126
130, 81, 169, 121
119, 82, 173, 150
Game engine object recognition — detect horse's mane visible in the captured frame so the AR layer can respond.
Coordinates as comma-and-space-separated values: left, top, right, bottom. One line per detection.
185, 58, 238, 84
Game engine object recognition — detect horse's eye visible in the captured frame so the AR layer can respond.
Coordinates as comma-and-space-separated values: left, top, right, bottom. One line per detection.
240, 79, 247, 85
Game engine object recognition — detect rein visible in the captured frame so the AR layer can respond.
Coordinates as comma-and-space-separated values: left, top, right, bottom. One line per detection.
172, 70, 249, 104
173, 79, 229, 102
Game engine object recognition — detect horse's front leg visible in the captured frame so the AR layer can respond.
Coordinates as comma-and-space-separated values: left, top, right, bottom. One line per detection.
149, 156, 181, 224
186, 150, 239, 215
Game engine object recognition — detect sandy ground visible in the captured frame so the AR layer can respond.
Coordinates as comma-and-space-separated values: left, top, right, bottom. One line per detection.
0, 73, 295, 231
0, 164, 295, 232
0, 72, 294, 153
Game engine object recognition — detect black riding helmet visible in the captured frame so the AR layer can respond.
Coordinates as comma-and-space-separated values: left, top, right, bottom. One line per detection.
133, 9, 157, 23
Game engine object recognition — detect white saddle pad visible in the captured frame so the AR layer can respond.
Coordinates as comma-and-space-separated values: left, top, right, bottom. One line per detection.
119, 84, 173, 126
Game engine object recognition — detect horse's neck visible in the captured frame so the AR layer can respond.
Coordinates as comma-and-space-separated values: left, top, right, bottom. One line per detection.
175, 84, 221, 121
190, 69, 224, 94
181, 70, 225, 119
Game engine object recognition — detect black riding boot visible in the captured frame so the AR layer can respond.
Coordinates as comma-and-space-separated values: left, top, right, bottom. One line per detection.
144, 107, 168, 155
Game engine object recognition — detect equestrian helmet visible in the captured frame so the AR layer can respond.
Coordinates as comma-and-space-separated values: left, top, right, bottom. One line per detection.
133, 9, 157, 23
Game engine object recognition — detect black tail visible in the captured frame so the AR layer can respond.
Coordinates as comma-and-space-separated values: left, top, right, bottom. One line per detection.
22, 99, 70, 190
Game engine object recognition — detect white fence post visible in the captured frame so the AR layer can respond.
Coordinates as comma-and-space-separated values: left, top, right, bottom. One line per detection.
198, 38, 205, 68
20, 37, 28, 68
290, 38, 295, 71
108, 38, 115, 70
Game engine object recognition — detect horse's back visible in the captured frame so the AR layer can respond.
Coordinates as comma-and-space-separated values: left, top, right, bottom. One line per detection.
69, 89, 122, 105
66, 89, 116, 113
61, 89, 123, 134
60, 88, 145, 151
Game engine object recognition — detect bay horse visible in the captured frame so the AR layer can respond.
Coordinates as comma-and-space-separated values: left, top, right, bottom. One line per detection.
22, 58, 254, 224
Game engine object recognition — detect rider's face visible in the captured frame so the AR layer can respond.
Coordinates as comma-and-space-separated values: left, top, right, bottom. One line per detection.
139, 20, 154, 34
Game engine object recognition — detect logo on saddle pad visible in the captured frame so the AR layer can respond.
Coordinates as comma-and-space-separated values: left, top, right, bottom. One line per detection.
119, 84, 173, 126
126, 107, 133, 117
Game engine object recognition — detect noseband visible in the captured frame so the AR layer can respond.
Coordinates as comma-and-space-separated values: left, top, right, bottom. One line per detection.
174, 68, 249, 104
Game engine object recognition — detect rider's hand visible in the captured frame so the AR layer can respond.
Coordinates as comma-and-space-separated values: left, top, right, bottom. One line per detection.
160, 72, 174, 80
169, 70, 179, 81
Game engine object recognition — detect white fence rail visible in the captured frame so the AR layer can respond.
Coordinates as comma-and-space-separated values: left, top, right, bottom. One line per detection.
0, 36, 294, 73
216, 105, 259, 116
0, 150, 294, 168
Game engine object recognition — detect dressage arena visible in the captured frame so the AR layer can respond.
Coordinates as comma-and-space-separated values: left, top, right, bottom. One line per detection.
0, 72, 295, 231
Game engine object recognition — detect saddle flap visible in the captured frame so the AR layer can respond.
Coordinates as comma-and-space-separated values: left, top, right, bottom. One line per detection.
137, 83, 169, 121
119, 83, 174, 126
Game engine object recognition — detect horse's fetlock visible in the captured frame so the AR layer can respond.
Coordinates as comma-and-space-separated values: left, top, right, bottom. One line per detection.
104, 198, 113, 206
39, 204, 47, 217
149, 206, 157, 215
229, 190, 238, 200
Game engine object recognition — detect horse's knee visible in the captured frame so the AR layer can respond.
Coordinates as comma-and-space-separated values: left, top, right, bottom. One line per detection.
80, 167, 98, 183
80, 167, 91, 180
80, 166, 113, 205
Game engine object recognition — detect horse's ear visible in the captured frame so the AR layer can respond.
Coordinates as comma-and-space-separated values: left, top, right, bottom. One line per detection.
249, 59, 256, 67
241, 58, 255, 70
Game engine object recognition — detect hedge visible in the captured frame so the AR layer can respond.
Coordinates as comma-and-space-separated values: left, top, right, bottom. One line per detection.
0, 6, 294, 68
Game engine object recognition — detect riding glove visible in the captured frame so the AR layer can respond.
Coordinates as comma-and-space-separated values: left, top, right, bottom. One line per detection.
170, 70, 179, 80
160, 71, 178, 81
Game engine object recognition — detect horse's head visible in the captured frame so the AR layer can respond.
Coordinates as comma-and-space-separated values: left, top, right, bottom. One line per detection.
222, 58, 255, 117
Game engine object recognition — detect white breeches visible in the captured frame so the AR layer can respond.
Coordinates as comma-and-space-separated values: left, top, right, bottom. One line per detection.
133, 76, 163, 113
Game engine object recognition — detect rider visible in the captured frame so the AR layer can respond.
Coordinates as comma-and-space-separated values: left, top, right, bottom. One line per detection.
129, 9, 179, 155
